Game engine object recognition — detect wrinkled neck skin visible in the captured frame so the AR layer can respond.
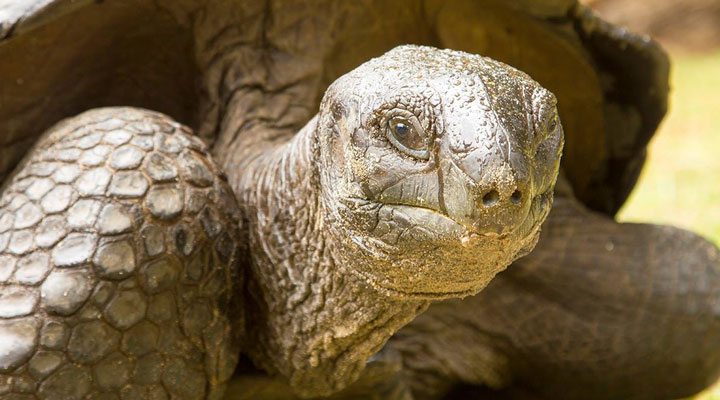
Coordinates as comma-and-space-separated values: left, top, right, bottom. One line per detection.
233, 120, 424, 394
191, 4, 429, 396
227, 115, 429, 396
192, 19, 428, 396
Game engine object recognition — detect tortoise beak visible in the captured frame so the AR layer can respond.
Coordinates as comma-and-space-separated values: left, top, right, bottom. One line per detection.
438, 118, 537, 236
441, 156, 533, 236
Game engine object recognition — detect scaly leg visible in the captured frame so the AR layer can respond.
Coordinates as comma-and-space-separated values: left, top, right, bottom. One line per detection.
0, 108, 244, 400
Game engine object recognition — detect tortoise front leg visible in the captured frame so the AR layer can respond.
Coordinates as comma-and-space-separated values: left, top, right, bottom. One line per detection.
391, 184, 720, 400
0, 108, 243, 399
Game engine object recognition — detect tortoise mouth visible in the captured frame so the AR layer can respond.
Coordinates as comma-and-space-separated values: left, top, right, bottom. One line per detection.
346, 185, 552, 242
338, 188, 552, 300
364, 275, 490, 300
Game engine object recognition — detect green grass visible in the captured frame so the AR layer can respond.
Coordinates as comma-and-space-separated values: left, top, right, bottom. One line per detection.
616, 51, 720, 399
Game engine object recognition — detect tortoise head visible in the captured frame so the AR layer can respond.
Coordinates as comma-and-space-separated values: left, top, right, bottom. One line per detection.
315, 45, 563, 299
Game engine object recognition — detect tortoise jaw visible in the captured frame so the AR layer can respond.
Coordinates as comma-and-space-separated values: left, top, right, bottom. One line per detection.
342, 187, 551, 248
330, 189, 552, 300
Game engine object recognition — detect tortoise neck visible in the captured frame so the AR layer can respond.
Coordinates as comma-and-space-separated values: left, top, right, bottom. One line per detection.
232, 117, 428, 397
192, 10, 428, 394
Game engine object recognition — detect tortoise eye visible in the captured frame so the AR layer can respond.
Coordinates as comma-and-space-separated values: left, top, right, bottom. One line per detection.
386, 116, 430, 159
547, 115, 559, 132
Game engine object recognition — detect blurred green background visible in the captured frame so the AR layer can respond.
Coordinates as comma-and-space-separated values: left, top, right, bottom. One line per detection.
618, 52, 720, 248
588, 0, 720, 397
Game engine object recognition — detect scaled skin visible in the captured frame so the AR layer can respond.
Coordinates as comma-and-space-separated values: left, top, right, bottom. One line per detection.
0, 108, 244, 399
232, 45, 563, 397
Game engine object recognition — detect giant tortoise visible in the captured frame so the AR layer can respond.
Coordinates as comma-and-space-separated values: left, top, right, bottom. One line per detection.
0, 1, 719, 399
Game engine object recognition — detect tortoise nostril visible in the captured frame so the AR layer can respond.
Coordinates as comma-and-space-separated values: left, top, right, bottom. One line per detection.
511, 190, 522, 204
482, 190, 500, 207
